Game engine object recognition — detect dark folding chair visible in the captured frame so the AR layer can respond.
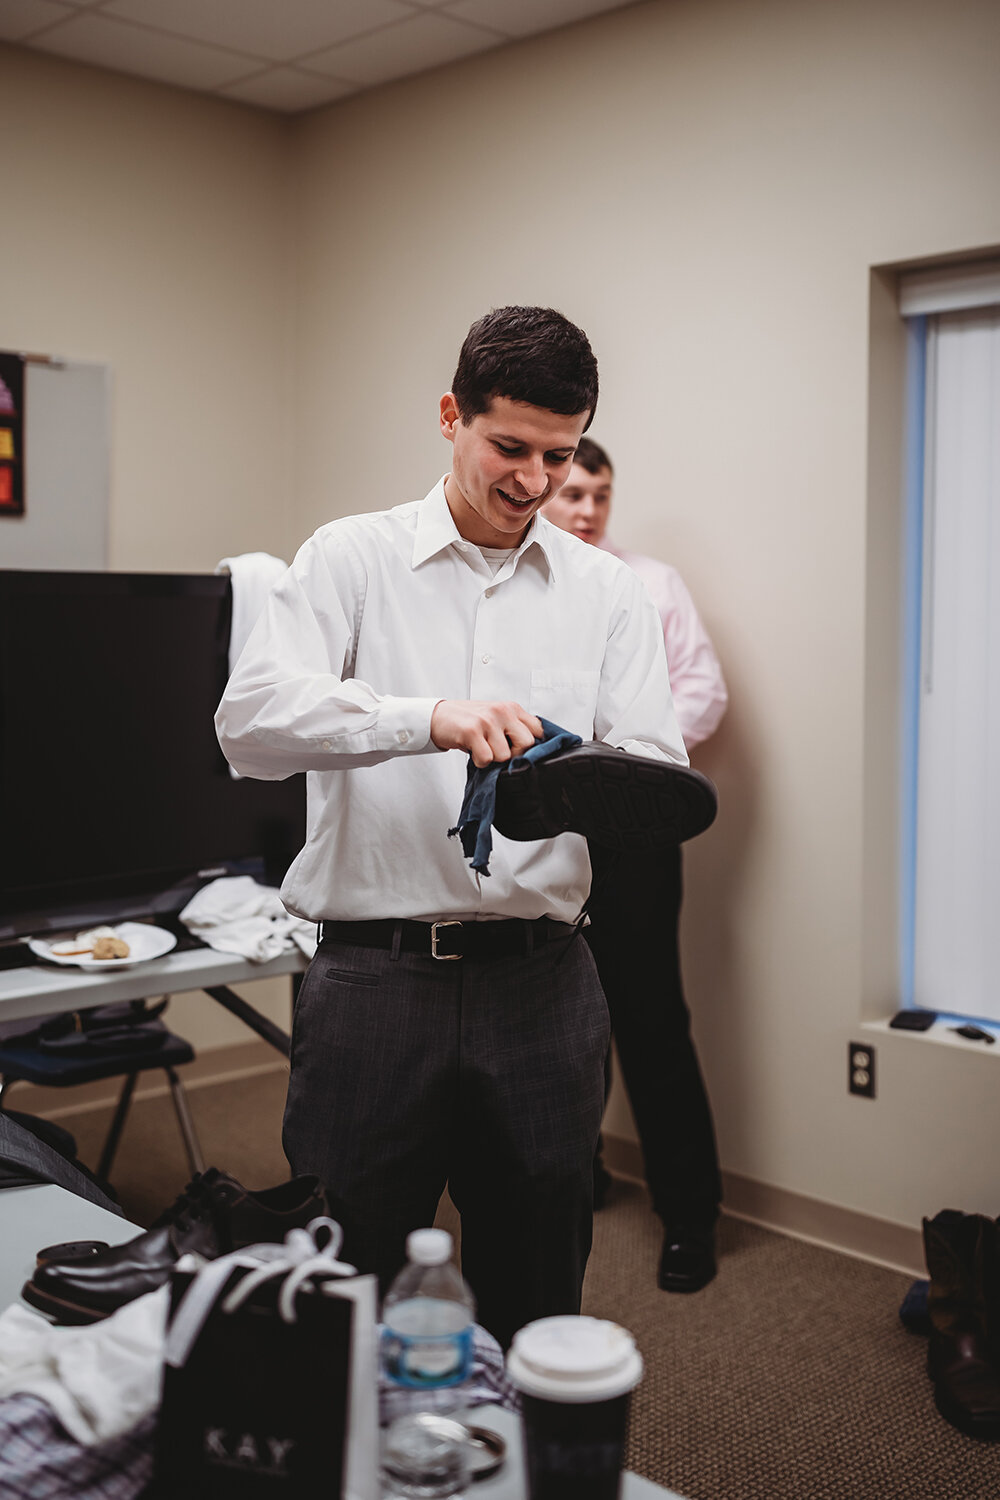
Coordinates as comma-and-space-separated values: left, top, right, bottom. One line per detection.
0, 1001, 205, 1185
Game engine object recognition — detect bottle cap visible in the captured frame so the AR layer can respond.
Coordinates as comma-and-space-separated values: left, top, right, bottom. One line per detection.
405, 1227, 453, 1266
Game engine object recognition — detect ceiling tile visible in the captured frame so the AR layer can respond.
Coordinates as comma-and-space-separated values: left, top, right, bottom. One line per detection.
30, 12, 260, 89
102, 0, 414, 63
0, 0, 75, 41
308, 9, 503, 87
444, 0, 636, 40
219, 67, 358, 113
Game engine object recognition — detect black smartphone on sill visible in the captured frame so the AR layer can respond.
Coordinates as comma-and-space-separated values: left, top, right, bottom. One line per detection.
888, 1009, 937, 1032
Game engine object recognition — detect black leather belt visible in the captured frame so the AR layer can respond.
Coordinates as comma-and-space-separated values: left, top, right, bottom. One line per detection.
318, 917, 572, 961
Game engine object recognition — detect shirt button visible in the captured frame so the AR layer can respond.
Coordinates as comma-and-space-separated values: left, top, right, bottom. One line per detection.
485, 588, 494, 598
481, 654, 490, 664
396, 729, 410, 745
321, 739, 331, 751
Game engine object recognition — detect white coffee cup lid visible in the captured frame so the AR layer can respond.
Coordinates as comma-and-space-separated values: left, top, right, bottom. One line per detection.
506, 1316, 643, 1403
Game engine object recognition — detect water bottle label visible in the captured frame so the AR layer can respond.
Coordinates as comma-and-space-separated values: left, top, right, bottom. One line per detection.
381, 1324, 474, 1389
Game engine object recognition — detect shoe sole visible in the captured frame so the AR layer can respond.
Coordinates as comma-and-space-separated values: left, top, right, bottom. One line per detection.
21, 1277, 114, 1325
657, 1266, 717, 1294
495, 753, 717, 851
932, 1385, 1000, 1441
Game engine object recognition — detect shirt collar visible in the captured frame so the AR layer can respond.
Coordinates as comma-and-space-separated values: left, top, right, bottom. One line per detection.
412, 477, 556, 580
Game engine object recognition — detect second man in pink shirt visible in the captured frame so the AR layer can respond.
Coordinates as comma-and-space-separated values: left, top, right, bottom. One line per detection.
542, 436, 727, 1292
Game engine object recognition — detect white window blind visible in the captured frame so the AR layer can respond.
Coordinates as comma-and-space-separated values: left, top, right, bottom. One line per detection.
912, 306, 1000, 1022
899, 260, 1000, 318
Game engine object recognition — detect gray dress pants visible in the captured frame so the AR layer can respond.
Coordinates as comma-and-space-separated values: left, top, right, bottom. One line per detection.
282, 929, 609, 1349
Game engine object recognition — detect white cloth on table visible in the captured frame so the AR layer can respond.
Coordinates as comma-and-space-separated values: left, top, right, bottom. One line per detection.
180, 875, 317, 962
0, 1286, 168, 1445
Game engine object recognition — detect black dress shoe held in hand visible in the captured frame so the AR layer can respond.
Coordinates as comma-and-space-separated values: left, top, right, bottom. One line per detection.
494, 741, 718, 852
658, 1227, 717, 1294
22, 1168, 329, 1325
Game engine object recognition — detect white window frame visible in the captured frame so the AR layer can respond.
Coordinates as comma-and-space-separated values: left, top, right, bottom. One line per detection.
899, 261, 1000, 1024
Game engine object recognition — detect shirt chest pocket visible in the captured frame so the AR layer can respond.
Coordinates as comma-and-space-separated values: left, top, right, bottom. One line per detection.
527, 668, 601, 740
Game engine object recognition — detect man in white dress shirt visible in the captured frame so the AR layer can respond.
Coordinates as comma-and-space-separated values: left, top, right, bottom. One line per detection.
215, 308, 687, 1347
542, 437, 727, 1293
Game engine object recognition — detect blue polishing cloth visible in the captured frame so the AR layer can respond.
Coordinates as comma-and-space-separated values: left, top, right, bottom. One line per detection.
448, 717, 582, 876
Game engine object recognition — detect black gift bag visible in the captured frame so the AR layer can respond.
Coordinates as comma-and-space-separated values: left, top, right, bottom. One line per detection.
152, 1221, 378, 1500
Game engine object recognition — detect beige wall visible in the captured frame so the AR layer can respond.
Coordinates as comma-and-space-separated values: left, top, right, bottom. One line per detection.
5, 0, 1000, 1237
289, 0, 1000, 1237
0, 46, 295, 571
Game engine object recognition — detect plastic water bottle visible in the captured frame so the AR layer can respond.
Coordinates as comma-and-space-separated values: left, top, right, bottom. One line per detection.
381, 1228, 476, 1402
380, 1229, 477, 1498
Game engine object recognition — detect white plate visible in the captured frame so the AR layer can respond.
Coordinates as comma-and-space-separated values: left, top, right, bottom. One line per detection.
27, 922, 178, 969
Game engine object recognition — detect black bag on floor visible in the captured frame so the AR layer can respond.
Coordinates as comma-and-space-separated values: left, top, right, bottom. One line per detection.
152, 1219, 378, 1498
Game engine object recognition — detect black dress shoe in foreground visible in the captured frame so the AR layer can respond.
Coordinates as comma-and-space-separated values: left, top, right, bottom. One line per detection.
22, 1168, 329, 1325
35, 1239, 109, 1266
658, 1228, 717, 1293
494, 741, 718, 852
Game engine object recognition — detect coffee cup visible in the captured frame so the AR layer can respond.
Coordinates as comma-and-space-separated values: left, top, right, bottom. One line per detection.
506, 1315, 643, 1499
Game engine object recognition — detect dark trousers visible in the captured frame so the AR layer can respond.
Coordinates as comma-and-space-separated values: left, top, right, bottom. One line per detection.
586, 843, 721, 1233
282, 931, 609, 1350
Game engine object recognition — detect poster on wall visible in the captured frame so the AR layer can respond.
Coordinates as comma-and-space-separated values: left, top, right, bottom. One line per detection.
0, 351, 25, 518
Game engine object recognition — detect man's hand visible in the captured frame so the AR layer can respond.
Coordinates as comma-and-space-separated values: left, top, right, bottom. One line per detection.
431, 700, 544, 768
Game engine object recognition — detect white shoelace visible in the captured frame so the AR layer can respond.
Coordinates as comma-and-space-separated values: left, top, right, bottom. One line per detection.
164, 1217, 355, 1368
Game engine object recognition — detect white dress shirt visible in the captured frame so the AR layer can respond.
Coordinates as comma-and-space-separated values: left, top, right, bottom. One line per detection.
215, 480, 687, 925
601, 541, 728, 749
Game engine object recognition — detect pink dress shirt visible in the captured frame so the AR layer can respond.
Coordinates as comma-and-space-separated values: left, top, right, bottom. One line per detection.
601, 540, 727, 749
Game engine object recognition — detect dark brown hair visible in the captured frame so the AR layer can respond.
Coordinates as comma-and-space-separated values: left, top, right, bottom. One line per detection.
572, 436, 613, 475
452, 306, 598, 429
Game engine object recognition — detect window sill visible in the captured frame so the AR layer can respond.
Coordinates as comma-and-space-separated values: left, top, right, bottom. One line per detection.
862, 1015, 1000, 1053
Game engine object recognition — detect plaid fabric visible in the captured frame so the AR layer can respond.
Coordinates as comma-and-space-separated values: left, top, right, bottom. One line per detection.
0, 1394, 154, 1500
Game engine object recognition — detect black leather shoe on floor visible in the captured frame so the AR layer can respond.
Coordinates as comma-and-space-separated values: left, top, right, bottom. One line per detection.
658, 1228, 717, 1293
22, 1168, 329, 1325
593, 1158, 614, 1211
494, 741, 718, 852
927, 1330, 1000, 1440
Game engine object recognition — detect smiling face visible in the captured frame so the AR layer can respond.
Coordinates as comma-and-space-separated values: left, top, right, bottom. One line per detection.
441, 393, 589, 548
541, 460, 613, 546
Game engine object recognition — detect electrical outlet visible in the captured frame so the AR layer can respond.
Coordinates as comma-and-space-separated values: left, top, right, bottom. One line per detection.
849, 1041, 876, 1099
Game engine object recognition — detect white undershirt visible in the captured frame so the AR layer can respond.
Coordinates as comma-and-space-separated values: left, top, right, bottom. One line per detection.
478, 545, 516, 577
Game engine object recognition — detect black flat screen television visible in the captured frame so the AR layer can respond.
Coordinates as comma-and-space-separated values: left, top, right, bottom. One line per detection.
0, 570, 305, 941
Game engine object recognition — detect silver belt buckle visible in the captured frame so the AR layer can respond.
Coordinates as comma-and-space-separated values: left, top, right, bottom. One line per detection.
431, 920, 463, 960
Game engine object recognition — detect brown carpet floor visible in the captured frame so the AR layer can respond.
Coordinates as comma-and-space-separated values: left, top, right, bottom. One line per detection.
59, 1069, 1000, 1498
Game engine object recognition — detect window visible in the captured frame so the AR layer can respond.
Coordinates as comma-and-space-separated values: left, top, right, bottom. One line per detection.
899, 262, 1000, 1023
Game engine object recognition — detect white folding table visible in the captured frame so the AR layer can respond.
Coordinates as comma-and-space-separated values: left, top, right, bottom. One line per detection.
0, 943, 308, 1053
